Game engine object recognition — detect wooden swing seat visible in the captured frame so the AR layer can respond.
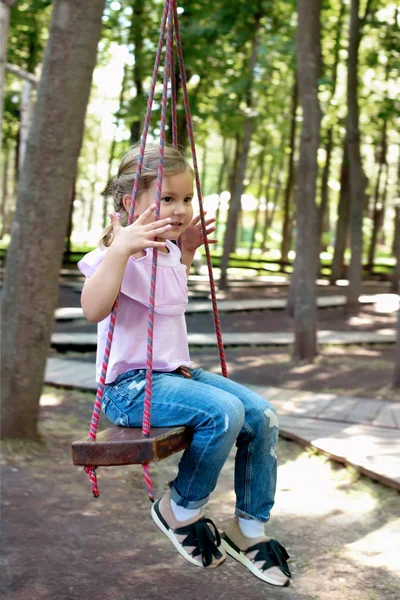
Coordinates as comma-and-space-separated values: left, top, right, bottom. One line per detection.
72, 426, 192, 467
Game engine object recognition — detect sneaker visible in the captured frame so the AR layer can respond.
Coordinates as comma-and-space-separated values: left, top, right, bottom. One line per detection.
221, 517, 291, 586
151, 491, 226, 568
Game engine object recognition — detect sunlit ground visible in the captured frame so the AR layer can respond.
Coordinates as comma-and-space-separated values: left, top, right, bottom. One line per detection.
205, 441, 400, 598
2, 386, 399, 599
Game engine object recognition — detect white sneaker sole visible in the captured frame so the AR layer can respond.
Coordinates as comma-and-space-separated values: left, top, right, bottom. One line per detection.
221, 537, 290, 587
151, 500, 224, 568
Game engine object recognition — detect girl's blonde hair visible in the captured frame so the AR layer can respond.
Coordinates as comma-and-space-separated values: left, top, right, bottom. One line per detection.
101, 144, 193, 247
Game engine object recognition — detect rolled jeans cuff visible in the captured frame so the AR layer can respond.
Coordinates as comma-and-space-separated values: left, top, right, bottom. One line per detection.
235, 508, 271, 524
170, 483, 210, 509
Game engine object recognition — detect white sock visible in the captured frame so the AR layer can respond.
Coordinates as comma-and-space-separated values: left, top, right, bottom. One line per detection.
238, 516, 265, 538
170, 498, 201, 522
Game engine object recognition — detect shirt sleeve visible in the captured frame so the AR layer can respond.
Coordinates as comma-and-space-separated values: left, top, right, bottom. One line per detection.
77, 248, 107, 278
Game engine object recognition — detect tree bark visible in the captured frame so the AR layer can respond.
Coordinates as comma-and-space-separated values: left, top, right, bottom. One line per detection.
0, 145, 9, 238
64, 179, 76, 255
368, 115, 388, 271
292, 0, 322, 361
393, 310, 400, 389
219, 11, 262, 289
1, 0, 105, 440
18, 79, 35, 169
104, 63, 128, 228
260, 159, 276, 253
201, 140, 207, 197
280, 78, 298, 265
317, 1, 346, 261
0, 0, 17, 143
330, 140, 350, 282
214, 136, 230, 242
130, 0, 145, 143
392, 148, 400, 293
346, 0, 371, 311
248, 147, 267, 258
392, 207, 400, 294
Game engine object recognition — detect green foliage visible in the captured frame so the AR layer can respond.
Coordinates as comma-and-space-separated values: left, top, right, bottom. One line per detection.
2, 0, 399, 265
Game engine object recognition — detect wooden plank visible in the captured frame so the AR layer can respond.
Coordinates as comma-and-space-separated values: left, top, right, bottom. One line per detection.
51, 329, 397, 348
372, 405, 400, 429
316, 398, 359, 421
71, 426, 192, 466
345, 398, 385, 425
279, 415, 400, 491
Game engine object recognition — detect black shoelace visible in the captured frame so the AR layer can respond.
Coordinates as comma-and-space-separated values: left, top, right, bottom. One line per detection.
175, 517, 223, 567
247, 539, 291, 577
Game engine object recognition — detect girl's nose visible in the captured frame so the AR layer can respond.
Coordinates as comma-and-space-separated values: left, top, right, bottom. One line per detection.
173, 205, 185, 215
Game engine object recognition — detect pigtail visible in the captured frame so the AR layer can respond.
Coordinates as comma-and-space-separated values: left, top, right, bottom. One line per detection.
100, 175, 119, 248
98, 144, 193, 249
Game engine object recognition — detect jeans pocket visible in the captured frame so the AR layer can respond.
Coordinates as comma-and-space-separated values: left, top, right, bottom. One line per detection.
112, 370, 146, 399
102, 393, 131, 427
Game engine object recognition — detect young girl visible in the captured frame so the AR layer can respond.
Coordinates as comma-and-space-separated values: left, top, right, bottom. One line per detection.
78, 145, 291, 587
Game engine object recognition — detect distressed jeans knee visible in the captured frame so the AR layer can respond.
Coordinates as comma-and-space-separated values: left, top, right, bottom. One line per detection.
218, 397, 245, 439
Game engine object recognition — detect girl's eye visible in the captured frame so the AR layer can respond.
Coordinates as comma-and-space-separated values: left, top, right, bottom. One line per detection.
184, 197, 193, 203
162, 197, 173, 203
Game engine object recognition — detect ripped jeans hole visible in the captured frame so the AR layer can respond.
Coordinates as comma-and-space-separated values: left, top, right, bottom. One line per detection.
224, 414, 229, 432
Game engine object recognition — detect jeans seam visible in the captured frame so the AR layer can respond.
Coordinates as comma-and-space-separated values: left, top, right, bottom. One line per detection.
184, 418, 216, 501
143, 398, 220, 502
242, 422, 254, 513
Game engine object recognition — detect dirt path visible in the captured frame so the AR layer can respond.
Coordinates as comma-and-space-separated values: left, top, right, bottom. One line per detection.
1, 388, 399, 600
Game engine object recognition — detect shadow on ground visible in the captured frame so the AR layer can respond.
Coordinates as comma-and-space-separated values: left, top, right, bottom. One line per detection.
1, 388, 399, 600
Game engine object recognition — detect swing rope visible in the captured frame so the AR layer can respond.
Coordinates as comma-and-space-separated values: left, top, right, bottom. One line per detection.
84, 0, 228, 501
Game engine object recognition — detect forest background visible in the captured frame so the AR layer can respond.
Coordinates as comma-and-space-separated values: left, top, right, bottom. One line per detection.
2, 0, 399, 281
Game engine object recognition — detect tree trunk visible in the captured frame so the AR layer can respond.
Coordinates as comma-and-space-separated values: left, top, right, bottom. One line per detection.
64, 179, 76, 255
330, 141, 350, 282
368, 119, 388, 271
18, 79, 35, 169
215, 136, 229, 243
392, 207, 400, 294
0, 146, 9, 238
201, 141, 207, 197
292, 0, 322, 361
87, 145, 99, 236
392, 148, 400, 293
317, 0, 346, 261
346, 0, 371, 311
248, 147, 267, 258
393, 310, 400, 388
0, 0, 17, 143
219, 12, 261, 289
130, 0, 144, 143
318, 128, 333, 254
1, 0, 105, 440
280, 78, 298, 264
104, 63, 129, 227
262, 143, 286, 253
260, 159, 276, 253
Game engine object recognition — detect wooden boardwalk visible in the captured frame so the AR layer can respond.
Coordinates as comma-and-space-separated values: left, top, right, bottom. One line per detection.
51, 328, 396, 348
45, 357, 400, 491
54, 294, 387, 319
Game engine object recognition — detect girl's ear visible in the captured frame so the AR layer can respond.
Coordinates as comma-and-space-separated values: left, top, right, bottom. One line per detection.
122, 194, 133, 214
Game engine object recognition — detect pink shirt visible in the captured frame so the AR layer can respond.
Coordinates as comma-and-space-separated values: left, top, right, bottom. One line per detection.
78, 240, 192, 383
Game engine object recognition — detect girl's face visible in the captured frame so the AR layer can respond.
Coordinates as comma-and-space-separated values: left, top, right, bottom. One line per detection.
124, 170, 194, 241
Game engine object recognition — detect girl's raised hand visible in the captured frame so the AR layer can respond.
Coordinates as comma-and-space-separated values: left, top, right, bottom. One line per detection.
110, 205, 172, 256
180, 213, 217, 254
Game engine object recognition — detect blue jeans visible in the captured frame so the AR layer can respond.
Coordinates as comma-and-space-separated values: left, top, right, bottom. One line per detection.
102, 368, 279, 522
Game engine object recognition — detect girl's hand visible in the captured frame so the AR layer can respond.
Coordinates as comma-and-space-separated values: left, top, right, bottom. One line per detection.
109, 205, 172, 256
180, 213, 217, 254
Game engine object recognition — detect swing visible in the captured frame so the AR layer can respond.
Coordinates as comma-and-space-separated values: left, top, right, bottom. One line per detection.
72, 0, 228, 501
